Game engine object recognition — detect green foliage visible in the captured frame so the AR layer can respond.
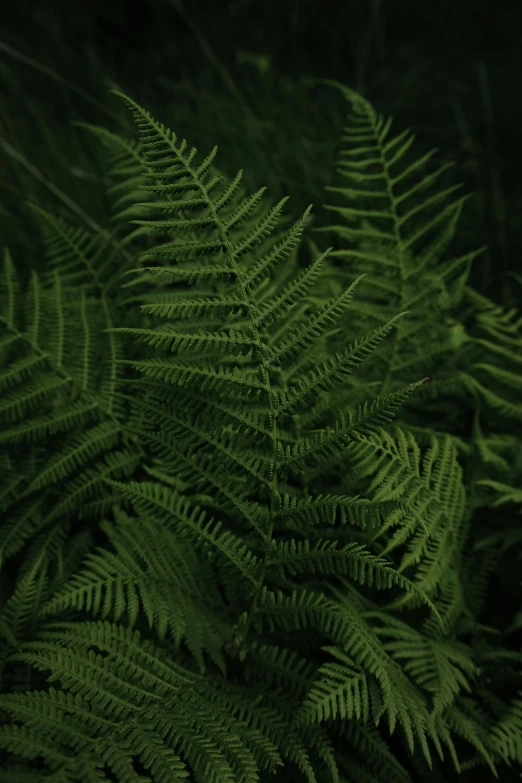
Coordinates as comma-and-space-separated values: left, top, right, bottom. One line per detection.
0, 82, 520, 783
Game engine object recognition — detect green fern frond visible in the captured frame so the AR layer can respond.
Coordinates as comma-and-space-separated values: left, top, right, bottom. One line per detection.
0, 621, 301, 782
0, 250, 141, 564
344, 425, 467, 603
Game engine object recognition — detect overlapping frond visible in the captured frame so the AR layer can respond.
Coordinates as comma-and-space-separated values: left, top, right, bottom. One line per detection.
0, 82, 520, 783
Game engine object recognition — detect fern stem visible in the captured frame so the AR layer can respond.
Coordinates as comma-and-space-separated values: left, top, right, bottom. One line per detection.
200, 188, 280, 661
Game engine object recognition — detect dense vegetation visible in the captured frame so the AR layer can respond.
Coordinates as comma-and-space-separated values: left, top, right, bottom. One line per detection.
0, 3, 521, 780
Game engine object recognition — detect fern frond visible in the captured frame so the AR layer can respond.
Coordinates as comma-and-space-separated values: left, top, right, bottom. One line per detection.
0, 621, 299, 782
37, 507, 232, 674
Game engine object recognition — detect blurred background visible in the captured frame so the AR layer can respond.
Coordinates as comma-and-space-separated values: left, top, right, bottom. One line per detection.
1, 0, 521, 309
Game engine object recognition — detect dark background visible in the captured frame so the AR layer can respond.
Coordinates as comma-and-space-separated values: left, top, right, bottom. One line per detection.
1, 0, 521, 309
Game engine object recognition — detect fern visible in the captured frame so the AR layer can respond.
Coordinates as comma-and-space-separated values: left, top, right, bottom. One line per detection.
0, 83, 520, 782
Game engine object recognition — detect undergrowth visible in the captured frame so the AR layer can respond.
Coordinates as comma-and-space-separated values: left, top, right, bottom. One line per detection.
0, 78, 521, 782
